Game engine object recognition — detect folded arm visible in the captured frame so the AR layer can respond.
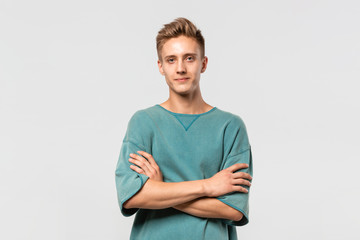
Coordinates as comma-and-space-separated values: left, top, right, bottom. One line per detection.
123, 178, 206, 209
173, 197, 244, 221
125, 151, 251, 221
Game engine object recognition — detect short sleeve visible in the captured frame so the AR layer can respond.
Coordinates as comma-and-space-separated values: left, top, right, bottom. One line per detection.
216, 115, 253, 226
114, 111, 152, 217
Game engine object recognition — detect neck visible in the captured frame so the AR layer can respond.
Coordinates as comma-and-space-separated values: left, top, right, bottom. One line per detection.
160, 88, 213, 114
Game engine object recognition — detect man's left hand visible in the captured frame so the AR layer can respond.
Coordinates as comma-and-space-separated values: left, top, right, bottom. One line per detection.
128, 151, 163, 182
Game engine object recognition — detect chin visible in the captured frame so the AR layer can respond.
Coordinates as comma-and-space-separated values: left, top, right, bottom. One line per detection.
171, 87, 191, 95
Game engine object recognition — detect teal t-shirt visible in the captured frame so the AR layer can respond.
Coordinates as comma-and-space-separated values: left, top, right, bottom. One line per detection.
115, 104, 253, 240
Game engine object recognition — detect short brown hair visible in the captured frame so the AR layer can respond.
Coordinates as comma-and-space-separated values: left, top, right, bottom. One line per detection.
156, 17, 205, 61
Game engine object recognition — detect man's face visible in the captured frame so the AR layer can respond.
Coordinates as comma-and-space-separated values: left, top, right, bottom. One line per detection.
157, 36, 208, 96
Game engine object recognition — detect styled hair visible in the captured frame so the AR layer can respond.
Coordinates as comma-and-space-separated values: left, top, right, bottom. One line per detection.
156, 17, 205, 61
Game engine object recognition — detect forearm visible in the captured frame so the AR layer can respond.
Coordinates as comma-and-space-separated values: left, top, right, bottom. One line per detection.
125, 152, 251, 212
123, 178, 207, 209
173, 197, 243, 221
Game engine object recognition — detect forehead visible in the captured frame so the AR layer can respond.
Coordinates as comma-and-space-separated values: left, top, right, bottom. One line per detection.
161, 36, 201, 57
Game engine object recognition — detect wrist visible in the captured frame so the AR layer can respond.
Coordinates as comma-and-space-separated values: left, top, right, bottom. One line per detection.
201, 179, 211, 197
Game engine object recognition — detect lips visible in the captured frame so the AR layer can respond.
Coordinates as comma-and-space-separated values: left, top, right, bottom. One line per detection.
175, 78, 189, 81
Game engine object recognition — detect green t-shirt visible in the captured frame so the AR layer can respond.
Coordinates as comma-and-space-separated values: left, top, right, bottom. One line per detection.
115, 104, 253, 240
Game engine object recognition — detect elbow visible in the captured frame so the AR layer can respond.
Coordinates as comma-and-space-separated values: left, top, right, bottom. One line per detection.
123, 198, 135, 209
123, 193, 144, 209
230, 210, 244, 222
123, 185, 149, 209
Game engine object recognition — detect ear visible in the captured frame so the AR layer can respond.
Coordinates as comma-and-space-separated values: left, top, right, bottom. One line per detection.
157, 59, 165, 76
200, 56, 208, 73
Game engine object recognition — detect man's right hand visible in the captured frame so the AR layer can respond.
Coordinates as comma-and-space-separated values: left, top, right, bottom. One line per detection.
204, 163, 252, 197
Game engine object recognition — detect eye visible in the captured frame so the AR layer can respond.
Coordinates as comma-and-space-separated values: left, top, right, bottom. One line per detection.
167, 58, 175, 63
186, 56, 194, 61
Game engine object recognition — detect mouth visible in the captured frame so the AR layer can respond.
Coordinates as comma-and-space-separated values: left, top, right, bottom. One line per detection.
175, 77, 189, 82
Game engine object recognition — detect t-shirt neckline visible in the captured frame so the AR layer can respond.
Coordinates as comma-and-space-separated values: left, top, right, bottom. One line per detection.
155, 104, 217, 116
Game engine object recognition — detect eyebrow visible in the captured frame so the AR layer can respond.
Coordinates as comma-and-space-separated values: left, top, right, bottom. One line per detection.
164, 53, 197, 59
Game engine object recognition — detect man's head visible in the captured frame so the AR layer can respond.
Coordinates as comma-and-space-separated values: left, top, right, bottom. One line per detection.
156, 18, 208, 96
156, 17, 205, 62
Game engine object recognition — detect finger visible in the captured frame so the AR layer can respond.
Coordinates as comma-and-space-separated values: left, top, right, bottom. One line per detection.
233, 172, 252, 180
227, 163, 249, 173
129, 158, 150, 174
129, 155, 151, 174
137, 151, 159, 168
233, 185, 249, 193
130, 153, 153, 169
232, 178, 251, 187
130, 164, 145, 174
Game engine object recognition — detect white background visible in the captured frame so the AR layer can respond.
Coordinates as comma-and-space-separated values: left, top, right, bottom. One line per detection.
1, 0, 359, 239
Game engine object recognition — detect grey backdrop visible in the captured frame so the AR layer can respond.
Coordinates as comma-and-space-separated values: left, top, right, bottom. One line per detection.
1, 0, 359, 239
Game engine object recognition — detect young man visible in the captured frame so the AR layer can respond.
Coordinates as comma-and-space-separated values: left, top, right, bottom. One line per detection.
115, 17, 253, 240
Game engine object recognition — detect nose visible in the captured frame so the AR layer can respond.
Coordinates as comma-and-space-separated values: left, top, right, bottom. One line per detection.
176, 60, 186, 74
